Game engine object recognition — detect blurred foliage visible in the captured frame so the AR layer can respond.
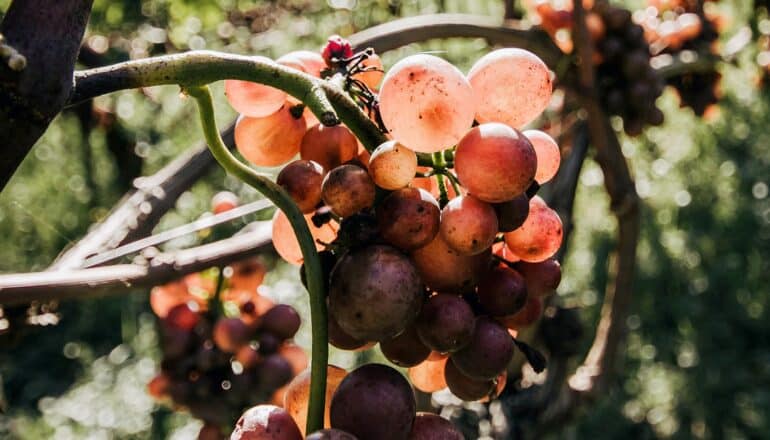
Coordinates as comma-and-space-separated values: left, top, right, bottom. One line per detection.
0, 0, 768, 438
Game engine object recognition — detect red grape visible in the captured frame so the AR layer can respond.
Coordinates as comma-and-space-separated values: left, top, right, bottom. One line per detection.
271, 210, 338, 266
328, 314, 370, 351
231, 405, 302, 440
377, 187, 440, 251
300, 124, 359, 172
410, 234, 491, 294
165, 303, 200, 331
477, 265, 528, 316
498, 296, 543, 330
408, 354, 448, 393
444, 358, 495, 401
468, 48, 552, 128
277, 160, 325, 214
455, 123, 537, 203
329, 245, 423, 341
330, 364, 416, 440
409, 412, 464, 440
415, 293, 475, 353
439, 195, 498, 255
284, 365, 347, 435
212, 318, 251, 353
279, 344, 309, 375
277, 50, 326, 78
523, 129, 561, 184
379, 54, 475, 153
234, 107, 306, 167
368, 140, 417, 190
503, 196, 563, 262
321, 165, 377, 218
306, 429, 358, 440
379, 324, 431, 367
514, 259, 562, 297
451, 317, 514, 380
261, 304, 301, 340
225, 57, 287, 117
211, 191, 239, 214
494, 194, 530, 232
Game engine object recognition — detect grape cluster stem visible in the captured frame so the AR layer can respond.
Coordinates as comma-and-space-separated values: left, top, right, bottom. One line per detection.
187, 85, 328, 434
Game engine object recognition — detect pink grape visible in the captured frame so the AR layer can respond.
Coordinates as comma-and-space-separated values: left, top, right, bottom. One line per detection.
503, 196, 563, 262
300, 124, 359, 172
468, 48, 552, 128
368, 140, 417, 190
277, 50, 326, 78
234, 107, 306, 167
439, 195, 499, 256
353, 53, 384, 90
272, 210, 338, 266
378, 54, 475, 153
410, 234, 491, 294
225, 56, 287, 117
454, 123, 537, 203
231, 405, 302, 440
523, 129, 561, 184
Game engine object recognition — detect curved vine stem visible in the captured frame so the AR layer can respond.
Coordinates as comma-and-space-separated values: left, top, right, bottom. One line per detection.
186, 85, 327, 434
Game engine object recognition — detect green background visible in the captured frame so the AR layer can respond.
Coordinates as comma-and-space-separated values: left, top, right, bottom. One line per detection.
0, 0, 768, 438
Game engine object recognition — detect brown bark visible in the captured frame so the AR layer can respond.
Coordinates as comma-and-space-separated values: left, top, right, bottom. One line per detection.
0, 0, 93, 190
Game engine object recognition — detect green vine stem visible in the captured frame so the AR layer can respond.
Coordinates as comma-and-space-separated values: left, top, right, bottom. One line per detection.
69, 50, 439, 164
186, 85, 328, 434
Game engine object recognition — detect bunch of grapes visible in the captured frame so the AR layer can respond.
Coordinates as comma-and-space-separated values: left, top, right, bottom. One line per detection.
224, 34, 564, 425
532, 0, 665, 135
231, 363, 467, 440
637, 0, 722, 115
146, 260, 308, 439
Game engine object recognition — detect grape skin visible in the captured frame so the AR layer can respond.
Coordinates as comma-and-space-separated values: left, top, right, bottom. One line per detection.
454, 123, 537, 203
277, 160, 325, 214
277, 50, 326, 78
377, 187, 440, 251
503, 196, 563, 263
408, 354, 448, 393
468, 48, 553, 129
300, 125, 359, 172
368, 140, 417, 190
523, 129, 561, 184
271, 210, 338, 266
330, 364, 416, 440
415, 293, 475, 353
284, 365, 347, 435
450, 317, 515, 380
225, 56, 287, 117
321, 165, 377, 218
234, 108, 306, 167
232, 405, 302, 440
439, 195, 499, 255
379, 54, 475, 153
444, 358, 495, 401
410, 234, 491, 294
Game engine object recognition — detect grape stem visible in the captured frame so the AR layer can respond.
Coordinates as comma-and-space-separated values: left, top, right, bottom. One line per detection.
211, 266, 226, 319
186, 85, 328, 434
442, 170, 462, 196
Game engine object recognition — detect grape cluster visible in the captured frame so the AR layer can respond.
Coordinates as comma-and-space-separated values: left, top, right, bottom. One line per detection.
533, 1, 665, 135
592, 3, 665, 135
231, 363, 466, 440
638, 1, 722, 115
146, 260, 307, 439
225, 37, 564, 413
